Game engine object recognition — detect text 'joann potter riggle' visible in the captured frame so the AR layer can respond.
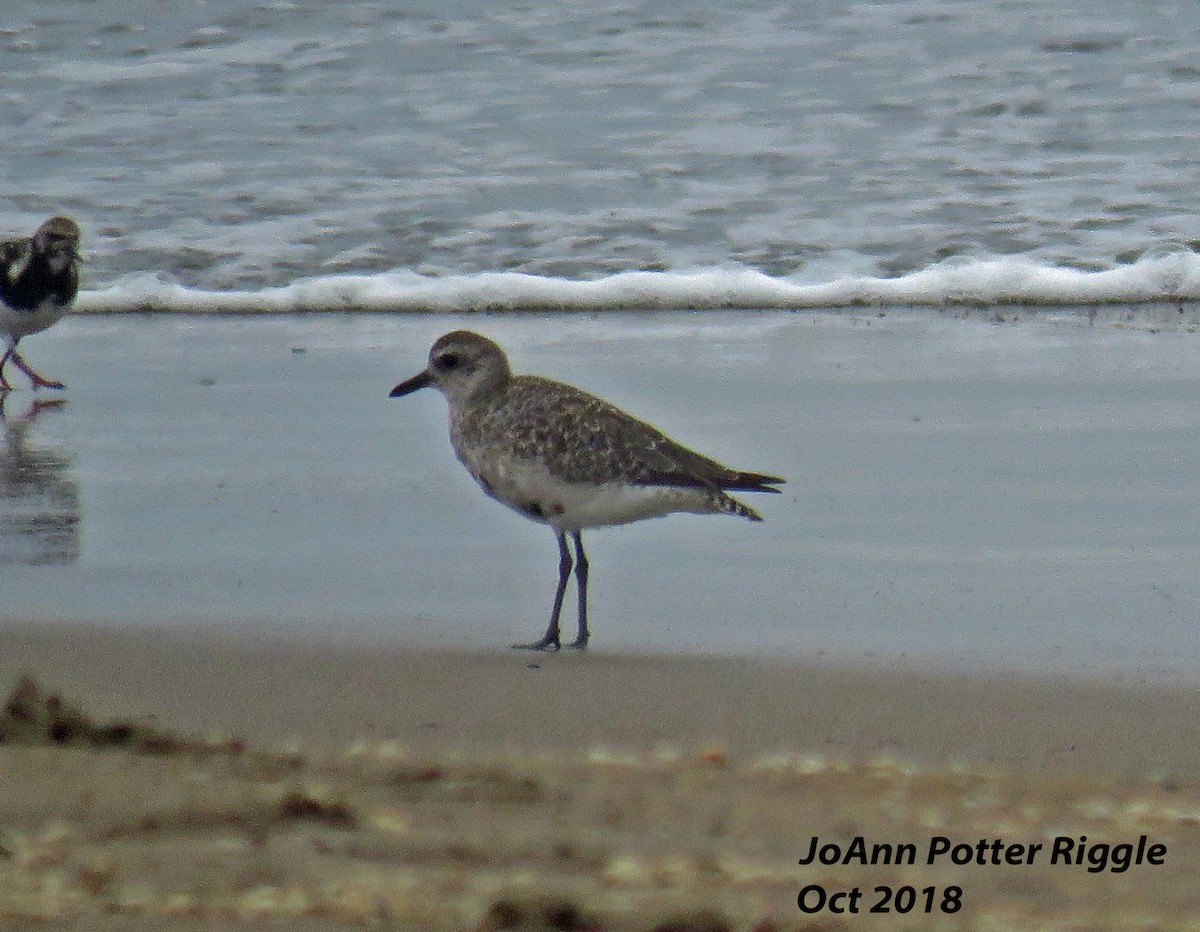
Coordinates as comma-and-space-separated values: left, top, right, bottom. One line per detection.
798, 835, 1167, 873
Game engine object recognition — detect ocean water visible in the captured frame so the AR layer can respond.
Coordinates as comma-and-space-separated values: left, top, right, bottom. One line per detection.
6, 0, 1200, 309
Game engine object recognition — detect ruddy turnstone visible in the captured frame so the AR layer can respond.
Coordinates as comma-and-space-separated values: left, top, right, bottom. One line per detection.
0, 216, 81, 392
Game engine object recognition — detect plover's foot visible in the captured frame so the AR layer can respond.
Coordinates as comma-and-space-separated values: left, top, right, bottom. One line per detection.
511, 637, 561, 652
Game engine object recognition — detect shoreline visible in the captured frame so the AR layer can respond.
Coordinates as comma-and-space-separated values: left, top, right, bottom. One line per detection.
63, 298, 1200, 332
2, 619, 1198, 774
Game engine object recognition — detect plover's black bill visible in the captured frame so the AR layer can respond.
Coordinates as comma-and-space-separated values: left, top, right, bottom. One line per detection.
389, 370, 433, 397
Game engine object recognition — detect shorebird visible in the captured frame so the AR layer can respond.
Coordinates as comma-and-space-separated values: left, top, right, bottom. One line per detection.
0, 216, 82, 392
389, 330, 784, 651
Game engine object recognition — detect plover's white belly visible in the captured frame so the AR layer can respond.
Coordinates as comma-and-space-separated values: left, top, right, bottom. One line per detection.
465, 453, 718, 531
0, 299, 68, 339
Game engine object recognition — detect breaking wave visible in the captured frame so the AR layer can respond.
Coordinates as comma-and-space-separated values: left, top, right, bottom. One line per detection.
78, 249, 1200, 315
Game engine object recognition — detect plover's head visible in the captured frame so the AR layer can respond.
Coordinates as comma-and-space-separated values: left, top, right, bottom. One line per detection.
390, 330, 512, 405
32, 216, 81, 274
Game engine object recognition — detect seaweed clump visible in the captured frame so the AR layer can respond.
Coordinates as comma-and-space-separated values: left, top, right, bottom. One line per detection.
0, 675, 197, 753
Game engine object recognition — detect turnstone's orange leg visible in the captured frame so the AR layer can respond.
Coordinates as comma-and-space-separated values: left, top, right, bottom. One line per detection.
0, 346, 13, 392
9, 348, 64, 390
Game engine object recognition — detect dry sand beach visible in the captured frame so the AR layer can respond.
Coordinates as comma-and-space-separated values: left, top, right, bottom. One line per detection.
0, 623, 1198, 930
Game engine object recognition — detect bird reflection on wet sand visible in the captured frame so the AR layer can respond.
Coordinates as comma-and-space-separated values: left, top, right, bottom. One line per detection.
0, 397, 79, 565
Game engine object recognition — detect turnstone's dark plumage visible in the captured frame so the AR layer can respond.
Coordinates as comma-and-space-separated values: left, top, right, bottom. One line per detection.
0, 216, 81, 391
389, 330, 785, 651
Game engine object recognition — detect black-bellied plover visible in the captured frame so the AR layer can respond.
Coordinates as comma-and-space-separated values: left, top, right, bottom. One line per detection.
0, 216, 82, 392
389, 330, 785, 651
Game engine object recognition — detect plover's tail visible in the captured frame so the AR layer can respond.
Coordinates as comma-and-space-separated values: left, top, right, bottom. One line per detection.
707, 469, 784, 521
713, 490, 767, 522
718, 469, 785, 494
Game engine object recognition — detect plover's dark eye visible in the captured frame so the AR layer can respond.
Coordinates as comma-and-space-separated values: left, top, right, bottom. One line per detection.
435, 352, 460, 371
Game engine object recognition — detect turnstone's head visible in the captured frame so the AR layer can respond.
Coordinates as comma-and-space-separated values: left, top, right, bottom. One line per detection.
390, 331, 513, 406
32, 216, 81, 274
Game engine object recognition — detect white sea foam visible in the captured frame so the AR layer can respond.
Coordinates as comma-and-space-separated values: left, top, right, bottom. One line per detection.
78, 251, 1200, 315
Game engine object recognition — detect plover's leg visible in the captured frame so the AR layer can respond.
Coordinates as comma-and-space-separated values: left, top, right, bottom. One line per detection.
566, 532, 589, 649
513, 531, 572, 651
9, 349, 64, 390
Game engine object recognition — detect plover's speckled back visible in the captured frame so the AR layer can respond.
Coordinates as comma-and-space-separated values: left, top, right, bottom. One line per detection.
390, 330, 785, 651
0, 216, 81, 392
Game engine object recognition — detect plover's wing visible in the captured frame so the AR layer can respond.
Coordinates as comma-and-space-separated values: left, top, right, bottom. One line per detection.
623, 419, 785, 493
503, 377, 785, 493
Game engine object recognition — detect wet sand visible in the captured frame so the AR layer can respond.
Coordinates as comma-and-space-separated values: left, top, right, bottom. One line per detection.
7, 310, 1200, 679
1, 622, 1198, 929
